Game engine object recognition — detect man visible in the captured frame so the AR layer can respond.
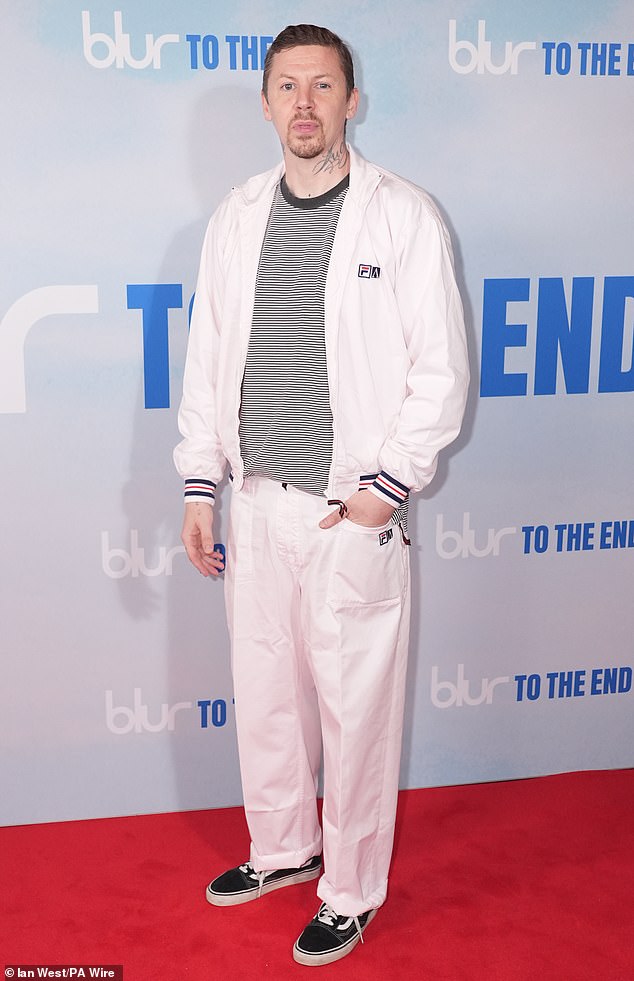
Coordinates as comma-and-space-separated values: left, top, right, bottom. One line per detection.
174, 24, 469, 967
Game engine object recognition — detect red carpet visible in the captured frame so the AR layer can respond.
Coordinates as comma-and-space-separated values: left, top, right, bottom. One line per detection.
2, 770, 632, 980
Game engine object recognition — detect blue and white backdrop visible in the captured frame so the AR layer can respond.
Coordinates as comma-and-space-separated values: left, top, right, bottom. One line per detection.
2, 1, 632, 826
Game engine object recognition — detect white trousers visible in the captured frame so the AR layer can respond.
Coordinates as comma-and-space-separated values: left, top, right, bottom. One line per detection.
224, 477, 411, 917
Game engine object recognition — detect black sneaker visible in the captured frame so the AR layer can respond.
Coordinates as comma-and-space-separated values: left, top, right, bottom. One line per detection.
205, 855, 321, 907
293, 902, 377, 966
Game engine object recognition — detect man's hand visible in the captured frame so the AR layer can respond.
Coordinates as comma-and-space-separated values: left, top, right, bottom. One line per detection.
319, 491, 395, 530
181, 501, 225, 576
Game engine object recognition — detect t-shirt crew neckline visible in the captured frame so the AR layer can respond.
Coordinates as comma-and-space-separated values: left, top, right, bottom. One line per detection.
280, 174, 350, 210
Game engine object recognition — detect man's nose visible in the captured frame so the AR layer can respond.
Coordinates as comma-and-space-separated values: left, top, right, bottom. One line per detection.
294, 84, 314, 110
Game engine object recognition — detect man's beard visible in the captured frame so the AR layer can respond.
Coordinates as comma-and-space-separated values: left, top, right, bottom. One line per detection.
285, 115, 325, 160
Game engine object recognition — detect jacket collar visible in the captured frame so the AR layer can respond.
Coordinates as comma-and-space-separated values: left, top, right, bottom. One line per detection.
232, 145, 383, 209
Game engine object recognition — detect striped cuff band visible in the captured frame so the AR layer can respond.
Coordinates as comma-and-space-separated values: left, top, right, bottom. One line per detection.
359, 473, 378, 491
184, 478, 216, 503
370, 470, 409, 506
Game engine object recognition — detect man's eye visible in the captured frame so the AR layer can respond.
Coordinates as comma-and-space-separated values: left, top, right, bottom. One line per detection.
281, 82, 294, 91
317, 82, 331, 89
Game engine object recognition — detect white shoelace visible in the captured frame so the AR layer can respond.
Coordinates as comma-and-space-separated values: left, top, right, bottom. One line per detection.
317, 903, 365, 944
240, 862, 268, 898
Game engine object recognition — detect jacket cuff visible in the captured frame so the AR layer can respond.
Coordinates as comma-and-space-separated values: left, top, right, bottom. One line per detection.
368, 470, 409, 507
184, 478, 216, 504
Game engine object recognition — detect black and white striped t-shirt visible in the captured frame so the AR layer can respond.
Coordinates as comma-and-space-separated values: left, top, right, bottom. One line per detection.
239, 174, 349, 496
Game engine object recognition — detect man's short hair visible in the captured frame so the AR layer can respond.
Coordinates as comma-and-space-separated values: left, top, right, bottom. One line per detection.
262, 24, 355, 99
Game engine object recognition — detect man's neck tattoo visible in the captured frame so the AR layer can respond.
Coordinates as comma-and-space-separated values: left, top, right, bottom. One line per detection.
312, 140, 349, 176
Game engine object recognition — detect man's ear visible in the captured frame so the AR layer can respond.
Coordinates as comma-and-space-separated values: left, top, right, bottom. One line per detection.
261, 90, 272, 121
346, 87, 360, 121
